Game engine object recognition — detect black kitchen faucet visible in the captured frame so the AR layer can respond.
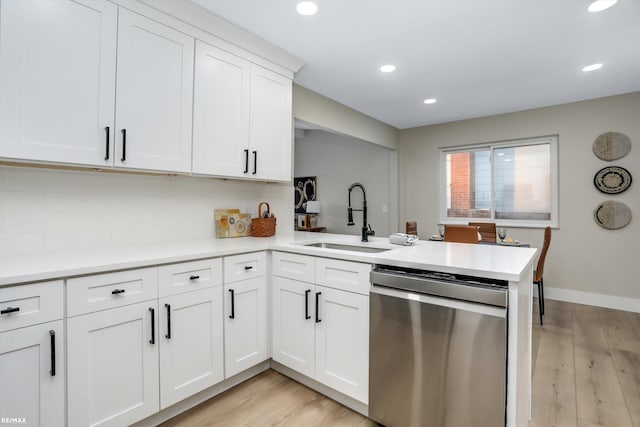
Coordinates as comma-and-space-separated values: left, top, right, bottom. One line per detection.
347, 182, 375, 242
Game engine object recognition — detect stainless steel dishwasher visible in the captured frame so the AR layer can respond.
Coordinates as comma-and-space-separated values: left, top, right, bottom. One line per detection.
369, 265, 508, 427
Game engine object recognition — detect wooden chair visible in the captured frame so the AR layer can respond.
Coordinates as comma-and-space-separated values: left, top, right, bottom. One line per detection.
469, 222, 497, 242
534, 226, 552, 325
444, 225, 479, 244
405, 221, 417, 236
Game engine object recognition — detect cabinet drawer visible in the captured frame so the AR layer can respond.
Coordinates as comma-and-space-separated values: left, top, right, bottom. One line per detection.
224, 252, 266, 283
272, 251, 315, 283
315, 258, 371, 295
0, 281, 63, 332
67, 268, 158, 317
159, 258, 222, 297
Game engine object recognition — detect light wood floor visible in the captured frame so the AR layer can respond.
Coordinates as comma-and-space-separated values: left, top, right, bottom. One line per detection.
162, 300, 640, 427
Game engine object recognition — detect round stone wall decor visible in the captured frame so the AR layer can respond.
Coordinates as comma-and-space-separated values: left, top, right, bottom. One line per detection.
592, 131, 631, 161
593, 166, 632, 194
593, 201, 632, 230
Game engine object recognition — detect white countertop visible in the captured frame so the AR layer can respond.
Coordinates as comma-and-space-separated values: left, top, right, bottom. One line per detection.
0, 232, 537, 287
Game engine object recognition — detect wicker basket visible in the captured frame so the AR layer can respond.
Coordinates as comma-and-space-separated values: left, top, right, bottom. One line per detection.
251, 202, 276, 237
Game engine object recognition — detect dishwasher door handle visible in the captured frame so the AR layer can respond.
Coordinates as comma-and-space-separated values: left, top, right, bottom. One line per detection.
370, 285, 506, 318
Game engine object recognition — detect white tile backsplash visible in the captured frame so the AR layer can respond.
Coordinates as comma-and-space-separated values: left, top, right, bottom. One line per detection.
0, 166, 293, 256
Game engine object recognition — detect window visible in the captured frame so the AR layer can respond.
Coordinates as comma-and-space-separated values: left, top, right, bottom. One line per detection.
441, 136, 558, 227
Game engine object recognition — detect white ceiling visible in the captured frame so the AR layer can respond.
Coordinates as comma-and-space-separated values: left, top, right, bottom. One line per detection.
191, 0, 640, 129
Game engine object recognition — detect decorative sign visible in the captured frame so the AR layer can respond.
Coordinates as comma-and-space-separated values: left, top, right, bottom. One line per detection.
593, 166, 632, 194
593, 201, 632, 230
592, 131, 631, 161
294, 176, 317, 213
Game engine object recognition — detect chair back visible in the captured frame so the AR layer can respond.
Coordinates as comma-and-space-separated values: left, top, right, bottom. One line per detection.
444, 225, 479, 244
406, 221, 418, 235
468, 222, 497, 242
534, 226, 552, 282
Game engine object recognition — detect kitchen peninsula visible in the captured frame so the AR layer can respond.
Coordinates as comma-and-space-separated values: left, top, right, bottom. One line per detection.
0, 233, 536, 427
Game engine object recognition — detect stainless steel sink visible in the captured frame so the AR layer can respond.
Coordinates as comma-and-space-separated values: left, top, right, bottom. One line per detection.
303, 242, 392, 253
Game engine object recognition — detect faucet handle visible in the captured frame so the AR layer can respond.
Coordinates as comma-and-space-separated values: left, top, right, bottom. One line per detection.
367, 224, 375, 235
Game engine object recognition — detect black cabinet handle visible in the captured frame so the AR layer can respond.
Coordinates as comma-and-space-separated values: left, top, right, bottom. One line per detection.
252, 150, 257, 175
149, 307, 155, 345
111, 289, 125, 295
1, 306, 20, 315
189, 275, 200, 280
244, 265, 253, 270
229, 289, 235, 319
164, 304, 171, 339
315, 292, 322, 323
49, 330, 56, 376
243, 149, 249, 173
104, 126, 110, 160
305, 289, 311, 320
121, 129, 127, 161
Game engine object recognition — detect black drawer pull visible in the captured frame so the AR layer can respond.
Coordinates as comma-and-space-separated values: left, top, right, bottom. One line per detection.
243, 149, 249, 173
189, 275, 200, 280
252, 150, 257, 175
121, 129, 127, 161
244, 265, 253, 270
104, 126, 110, 160
315, 292, 322, 323
149, 307, 155, 345
111, 289, 125, 295
165, 304, 171, 339
49, 330, 56, 376
305, 289, 311, 320
229, 289, 235, 319
1, 306, 20, 315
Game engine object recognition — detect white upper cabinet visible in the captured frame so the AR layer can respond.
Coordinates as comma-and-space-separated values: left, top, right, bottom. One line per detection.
249, 65, 293, 182
114, 9, 194, 173
0, 0, 117, 166
0, 0, 293, 179
192, 44, 292, 181
192, 41, 251, 177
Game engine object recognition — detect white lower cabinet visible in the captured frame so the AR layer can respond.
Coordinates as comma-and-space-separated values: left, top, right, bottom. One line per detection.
0, 280, 64, 427
223, 252, 268, 378
159, 286, 224, 409
272, 277, 315, 377
67, 301, 159, 427
224, 276, 268, 377
272, 253, 370, 404
67, 259, 224, 426
0, 320, 65, 427
314, 286, 369, 403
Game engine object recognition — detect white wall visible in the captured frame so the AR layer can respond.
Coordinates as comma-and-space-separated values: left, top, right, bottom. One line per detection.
399, 92, 640, 310
295, 130, 396, 237
0, 166, 292, 256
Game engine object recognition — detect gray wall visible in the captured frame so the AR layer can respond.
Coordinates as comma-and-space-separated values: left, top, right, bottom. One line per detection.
295, 130, 396, 237
293, 84, 399, 150
398, 92, 640, 310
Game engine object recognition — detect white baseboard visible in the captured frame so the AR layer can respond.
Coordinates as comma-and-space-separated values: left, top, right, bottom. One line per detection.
541, 286, 640, 313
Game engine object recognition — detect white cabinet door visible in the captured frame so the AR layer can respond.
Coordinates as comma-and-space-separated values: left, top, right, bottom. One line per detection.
114, 9, 194, 173
224, 277, 267, 377
272, 277, 315, 378
0, 0, 117, 166
67, 301, 159, 427
159, 287, 224, 409
0, 321, 65, 427
192, 41, 250, 177
315, 286, 369, 404
249, 65, 293, 181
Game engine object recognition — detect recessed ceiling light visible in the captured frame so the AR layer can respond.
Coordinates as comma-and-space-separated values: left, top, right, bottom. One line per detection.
588, 0, 617, 12
296, 2, 318, 16
380, 64, 396, 73
582, 63, 603, 72
423, 98, 437, 104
